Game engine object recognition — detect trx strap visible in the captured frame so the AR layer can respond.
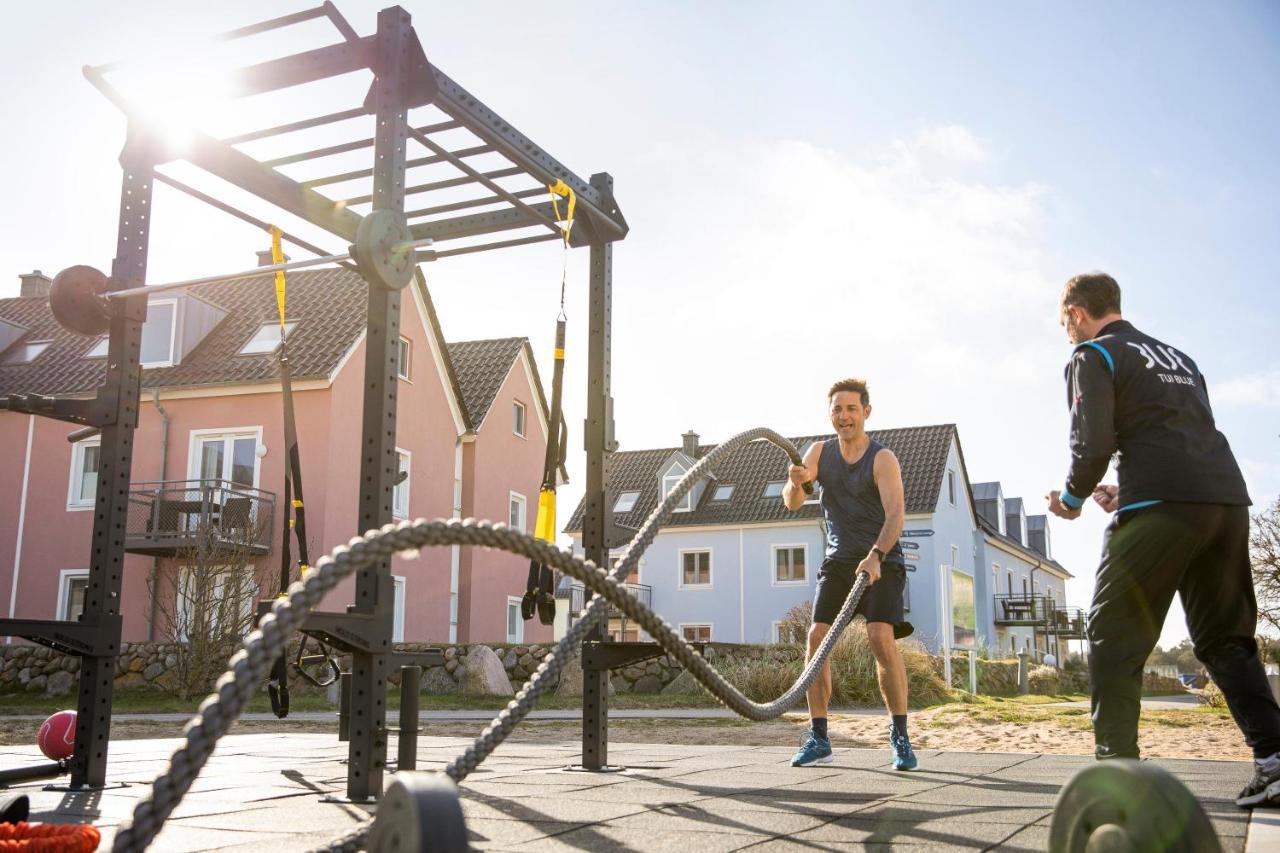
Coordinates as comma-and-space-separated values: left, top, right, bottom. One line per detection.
522, 182, 574, 626
265, 227, 338, 719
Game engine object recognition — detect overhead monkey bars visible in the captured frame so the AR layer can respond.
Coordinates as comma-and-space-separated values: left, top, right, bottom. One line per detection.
6, 3, 627, 801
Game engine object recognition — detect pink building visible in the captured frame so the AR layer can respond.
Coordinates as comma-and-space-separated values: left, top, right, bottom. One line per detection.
0, 265, 556, 645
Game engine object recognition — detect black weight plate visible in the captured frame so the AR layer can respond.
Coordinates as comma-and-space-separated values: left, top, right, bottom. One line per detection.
1048, 760, 1220, 853
49, 265, 111, 336
368, 773, 468, 853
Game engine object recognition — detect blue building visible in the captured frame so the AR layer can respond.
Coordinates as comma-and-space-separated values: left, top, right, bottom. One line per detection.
565, 425, 1081, 661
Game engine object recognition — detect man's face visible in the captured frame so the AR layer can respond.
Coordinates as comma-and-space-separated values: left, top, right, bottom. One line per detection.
829, 391, 869, 439
1060, 304, 1084, 345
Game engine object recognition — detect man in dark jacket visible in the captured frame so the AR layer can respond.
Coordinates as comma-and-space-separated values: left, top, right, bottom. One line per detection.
1046, 271, 1280, 808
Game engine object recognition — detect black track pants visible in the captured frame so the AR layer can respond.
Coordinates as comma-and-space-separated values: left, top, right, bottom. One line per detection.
1087, 502, 1280, 760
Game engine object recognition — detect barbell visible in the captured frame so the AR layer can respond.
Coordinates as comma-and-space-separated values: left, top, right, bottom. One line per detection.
49, 209, 428, 337
1049, 760, 1221, 853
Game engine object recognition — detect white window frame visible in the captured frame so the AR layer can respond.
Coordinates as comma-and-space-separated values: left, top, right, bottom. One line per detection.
85, 336, 109, 358
396, 336, 411, 381
678, 548, 712, 589
393, 448, 411, 520
512, 400, 527, 438
187, 426, 264, 487
393, 575, 406, 642
3, 340, 52, 364
56, 569, 90, 621
238, 321, 298, 356
613, 491, 640, 513
771, 543, 808, 586
712, 484, 734, 501
66, 437, 102, 510
762, 481, 786, 499
679, 623, 712, 643
804, 483, 822, 505
175, 564, 257, 642
141, 298, 179, 368
506, 595, 524, 643
661, 462, 692, 512
509, 491, 527, 533
947, 470, 957, 506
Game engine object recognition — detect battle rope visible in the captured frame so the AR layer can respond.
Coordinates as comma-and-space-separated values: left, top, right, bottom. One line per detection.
0, 822, 101, 852
111, 428, 867, 853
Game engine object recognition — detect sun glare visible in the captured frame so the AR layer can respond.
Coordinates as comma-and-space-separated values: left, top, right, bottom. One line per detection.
112, 50, 234, 152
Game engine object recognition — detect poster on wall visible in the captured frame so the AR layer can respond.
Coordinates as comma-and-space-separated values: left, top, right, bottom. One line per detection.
951, 570, 976, 649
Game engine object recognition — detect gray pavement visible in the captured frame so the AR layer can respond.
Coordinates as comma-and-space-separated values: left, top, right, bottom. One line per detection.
1047, 693, 1205, 711
0, 732, 1273, 851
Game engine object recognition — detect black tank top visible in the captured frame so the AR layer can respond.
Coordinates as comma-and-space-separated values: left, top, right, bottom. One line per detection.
817, 438, 904, 565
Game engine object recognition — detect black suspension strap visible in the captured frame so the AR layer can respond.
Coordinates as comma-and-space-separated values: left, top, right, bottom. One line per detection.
265, 227, 337, 719
522, 182, 574, 625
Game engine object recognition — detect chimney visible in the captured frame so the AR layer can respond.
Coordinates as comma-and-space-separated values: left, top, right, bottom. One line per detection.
256, 249, 290, 267
19, 270, 51, 298
681, 430, 699, 458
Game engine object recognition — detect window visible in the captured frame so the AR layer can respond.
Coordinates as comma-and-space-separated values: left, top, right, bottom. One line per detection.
613, 491, 640, 513
904, 576, 911, 612
1007, 571, 1014, 595
238, 321, 297, 355
393, 576, 406, 642
951, 545, 959, 568
771, 621, 805, 644
396, 336, 411, 380
509, 491, 527, 532
712, 484, 734, 501
947, 470, 956, 506
681, 624, 711, 643
3, 340, 51, 364
57, 570, 90, 621
804, 484, 822, 504
175, 565, 257, 641
506, 596, 524, 643
762, 481, 785, 499
141, 300, 177, 367
85, 336, 109, 358
393, 449, 411, 519
190, 429, 260, 487
512, 400, 527, 438
680, 550, 711, 587
67, 438, 101, 509
661, 462, 692, 512
773, 545, 806, 584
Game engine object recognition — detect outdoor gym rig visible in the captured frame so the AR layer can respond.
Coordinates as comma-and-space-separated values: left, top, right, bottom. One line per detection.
0, 1, 628, 800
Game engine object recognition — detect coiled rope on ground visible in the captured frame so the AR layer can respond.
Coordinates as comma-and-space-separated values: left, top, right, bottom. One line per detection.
111, 428, 869, 853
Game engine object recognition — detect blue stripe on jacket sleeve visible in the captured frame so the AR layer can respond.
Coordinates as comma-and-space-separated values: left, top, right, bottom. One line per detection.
1075, 341, 1115, 374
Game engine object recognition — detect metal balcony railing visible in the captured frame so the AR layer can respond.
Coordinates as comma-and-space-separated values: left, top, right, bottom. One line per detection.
1046, 606, 1088, 638
125, 480, 275, 557
567, 582, 651, 640
992, 594, 1053, 625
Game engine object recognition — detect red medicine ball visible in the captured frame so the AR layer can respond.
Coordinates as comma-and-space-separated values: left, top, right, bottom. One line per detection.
37, 710, 76, 761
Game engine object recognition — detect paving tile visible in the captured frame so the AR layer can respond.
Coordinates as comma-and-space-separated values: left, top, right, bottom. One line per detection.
604, 802, 831, 836
516, 826, 773, 852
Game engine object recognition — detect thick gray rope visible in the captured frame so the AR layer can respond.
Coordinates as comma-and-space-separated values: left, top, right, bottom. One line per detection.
111, 428, 869, 853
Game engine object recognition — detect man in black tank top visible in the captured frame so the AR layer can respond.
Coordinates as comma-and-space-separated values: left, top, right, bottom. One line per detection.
783, 378, 917, 770
1046, 272, 1280, 807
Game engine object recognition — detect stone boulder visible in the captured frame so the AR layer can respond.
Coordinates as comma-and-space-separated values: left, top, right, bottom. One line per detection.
458, 646, 514, 697
661, 668, 709, 696
45, 670, 76, 697
420, 666, 458, 695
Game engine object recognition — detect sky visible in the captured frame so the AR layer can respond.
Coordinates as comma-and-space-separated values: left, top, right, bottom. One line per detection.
1, 1, 1277, 651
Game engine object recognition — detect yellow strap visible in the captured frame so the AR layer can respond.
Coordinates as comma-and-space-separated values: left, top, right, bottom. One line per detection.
269, 226, 287, 331
533, 488, 557, 543
291, 499, 304, 509
547, 180, 576, 247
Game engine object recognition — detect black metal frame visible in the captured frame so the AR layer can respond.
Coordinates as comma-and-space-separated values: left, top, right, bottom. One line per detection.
0, 3, 626, 797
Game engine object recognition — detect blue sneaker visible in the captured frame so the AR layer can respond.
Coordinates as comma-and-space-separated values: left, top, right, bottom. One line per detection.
891, 729, 918, 771
791, 730, 833, 767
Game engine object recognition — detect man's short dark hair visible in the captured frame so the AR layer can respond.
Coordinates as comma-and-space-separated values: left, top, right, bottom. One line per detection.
1061, 271, 1122, 318
828, 378, 869, 406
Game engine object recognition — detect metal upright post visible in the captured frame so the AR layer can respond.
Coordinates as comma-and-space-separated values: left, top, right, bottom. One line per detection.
346, 5, 413, 802
68, 133, 152, 789
580, 173, 616, 771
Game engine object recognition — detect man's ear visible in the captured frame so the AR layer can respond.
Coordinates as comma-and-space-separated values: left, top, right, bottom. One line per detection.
863, 403, 872, 420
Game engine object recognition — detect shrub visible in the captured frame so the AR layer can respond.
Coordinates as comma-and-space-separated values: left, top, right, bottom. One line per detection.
1027, 665, 1061, 695
1200, 681, 1226, 709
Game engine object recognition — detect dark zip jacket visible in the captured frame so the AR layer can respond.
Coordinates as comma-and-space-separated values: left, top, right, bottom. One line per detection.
1062, 319, 1250, 509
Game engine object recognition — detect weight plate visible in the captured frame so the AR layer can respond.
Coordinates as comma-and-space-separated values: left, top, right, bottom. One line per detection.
49, 265, 111, 336
368, 773, 468, 853
1048, 760, 1221, 853
353, 209, 415, 292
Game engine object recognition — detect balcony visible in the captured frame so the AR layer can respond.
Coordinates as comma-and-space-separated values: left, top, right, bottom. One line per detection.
125, 480, 275, 557
1046, 606, 1088, 639
993, 594, 1052, 626
568, 583, 651, 641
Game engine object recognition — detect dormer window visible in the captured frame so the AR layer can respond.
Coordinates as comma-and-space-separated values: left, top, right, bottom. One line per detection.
141, 299, 178, 367
763, 481, 785, 499
239, 321, 298, 355
613, 491, 640, 513
661, 462, 692, 512
712, 484, 734, 501
2, 340, 51, 364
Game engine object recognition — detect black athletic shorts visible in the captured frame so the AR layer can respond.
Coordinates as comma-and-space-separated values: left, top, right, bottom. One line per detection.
813, 558, 913, 639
